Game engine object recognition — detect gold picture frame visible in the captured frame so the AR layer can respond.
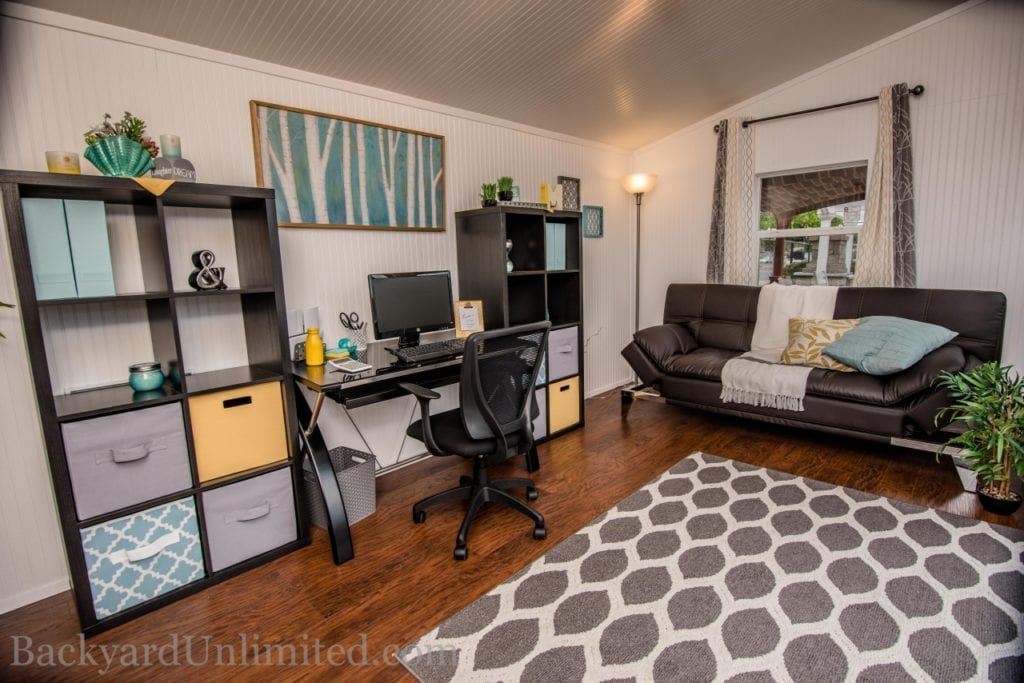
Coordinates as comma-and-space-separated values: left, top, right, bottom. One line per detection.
454, 300, 484, 338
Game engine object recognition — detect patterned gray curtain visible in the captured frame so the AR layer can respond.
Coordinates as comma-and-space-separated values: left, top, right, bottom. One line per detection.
706, 120, 728, 283
891, 83, 916, 287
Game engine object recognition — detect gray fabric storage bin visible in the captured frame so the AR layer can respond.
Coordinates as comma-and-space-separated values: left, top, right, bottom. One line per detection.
201, 467, 297, 572
303, 447, 376, 527
548, 326, 579, 380
61, 402, 192, 520
532, 387, 547, 439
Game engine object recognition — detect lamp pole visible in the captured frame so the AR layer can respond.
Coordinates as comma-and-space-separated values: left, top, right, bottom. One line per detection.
633, 190, 643, 334
620, 173, 658, 335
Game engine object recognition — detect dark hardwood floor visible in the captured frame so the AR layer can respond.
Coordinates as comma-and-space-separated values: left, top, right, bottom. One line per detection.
2, 390, 1019, 681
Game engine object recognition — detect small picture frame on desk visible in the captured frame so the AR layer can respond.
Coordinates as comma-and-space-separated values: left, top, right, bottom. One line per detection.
454, 300, 484, 338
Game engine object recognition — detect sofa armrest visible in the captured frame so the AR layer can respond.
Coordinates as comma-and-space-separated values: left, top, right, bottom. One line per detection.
634, 323, 698, 368
622, 324, 698, 387
884, 344, 966, 404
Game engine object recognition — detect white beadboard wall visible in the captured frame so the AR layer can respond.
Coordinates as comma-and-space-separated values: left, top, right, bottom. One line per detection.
0, 6, 633, 612
634, 0, 1024, 371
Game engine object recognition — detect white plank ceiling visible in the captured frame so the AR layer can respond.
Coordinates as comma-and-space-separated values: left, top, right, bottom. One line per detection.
10, 0, 961, 148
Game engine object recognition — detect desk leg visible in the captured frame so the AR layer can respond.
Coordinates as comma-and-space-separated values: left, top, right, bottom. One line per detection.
295, 385, 354, 565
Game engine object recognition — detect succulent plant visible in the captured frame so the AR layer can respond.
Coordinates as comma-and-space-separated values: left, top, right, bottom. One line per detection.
84, 111, 159, 158
480, 183, 497, 201
497, 176, 513, 192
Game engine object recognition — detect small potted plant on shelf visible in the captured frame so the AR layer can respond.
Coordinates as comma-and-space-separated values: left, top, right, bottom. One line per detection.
480, 183, 498, 207
937, 362, 1024, 515
83, 111, 159, 177
497, 176, 514, 202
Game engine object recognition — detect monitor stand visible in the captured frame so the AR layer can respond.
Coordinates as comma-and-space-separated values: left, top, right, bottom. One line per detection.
397, 330, 421, 349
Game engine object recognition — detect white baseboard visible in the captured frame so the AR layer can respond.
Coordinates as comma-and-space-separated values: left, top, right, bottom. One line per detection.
0, 579, 70, 616
585, 378, 633, 399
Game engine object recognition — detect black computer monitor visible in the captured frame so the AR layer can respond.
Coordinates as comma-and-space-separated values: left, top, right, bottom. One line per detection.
367, 271, 455, 348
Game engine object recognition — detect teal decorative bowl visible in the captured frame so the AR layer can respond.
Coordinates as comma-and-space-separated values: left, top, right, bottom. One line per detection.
84, 136, 155, 177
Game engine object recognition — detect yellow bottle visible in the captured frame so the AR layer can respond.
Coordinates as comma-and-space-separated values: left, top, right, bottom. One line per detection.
305, 327, 324, 366
539, 182, 550, 205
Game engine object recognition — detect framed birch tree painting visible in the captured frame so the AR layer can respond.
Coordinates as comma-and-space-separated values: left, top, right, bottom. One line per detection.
250, 101, 445, 231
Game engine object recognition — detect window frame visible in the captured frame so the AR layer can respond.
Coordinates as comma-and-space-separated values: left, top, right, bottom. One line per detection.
754, 161, 868, 285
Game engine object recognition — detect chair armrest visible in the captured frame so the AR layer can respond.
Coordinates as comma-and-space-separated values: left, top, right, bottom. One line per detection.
397, 382, 445, 456
398, 382, 440, 402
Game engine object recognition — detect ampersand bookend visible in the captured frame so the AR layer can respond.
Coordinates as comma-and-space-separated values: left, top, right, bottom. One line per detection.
188, 249, 227, 291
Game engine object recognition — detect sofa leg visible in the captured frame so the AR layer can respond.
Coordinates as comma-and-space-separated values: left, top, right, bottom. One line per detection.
621, 387, 635, 417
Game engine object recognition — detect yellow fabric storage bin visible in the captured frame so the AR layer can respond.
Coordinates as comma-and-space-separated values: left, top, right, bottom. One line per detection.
548, 376, 580, 434
190, 381, 289, 482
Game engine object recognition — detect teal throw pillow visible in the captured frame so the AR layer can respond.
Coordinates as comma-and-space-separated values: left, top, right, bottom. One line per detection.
822, 316, 957, 375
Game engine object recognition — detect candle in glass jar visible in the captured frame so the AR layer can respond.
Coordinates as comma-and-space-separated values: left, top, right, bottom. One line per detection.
45, 151, 80, 174
160, 134, 181, 159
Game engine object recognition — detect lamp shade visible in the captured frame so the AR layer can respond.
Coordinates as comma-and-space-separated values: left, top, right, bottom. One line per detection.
621, 173, 658, 195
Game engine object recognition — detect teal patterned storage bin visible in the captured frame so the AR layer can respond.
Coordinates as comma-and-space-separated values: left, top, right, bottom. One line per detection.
80, 498, 205, 619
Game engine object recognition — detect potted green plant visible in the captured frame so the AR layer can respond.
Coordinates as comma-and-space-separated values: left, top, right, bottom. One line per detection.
936, 362, 1024, 514
0, 299, 13, 339
480, 183, 497, 207
83, 111, 159, 177
497, 176, 514, 202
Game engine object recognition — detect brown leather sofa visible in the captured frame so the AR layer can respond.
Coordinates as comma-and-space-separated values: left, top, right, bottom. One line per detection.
621, 284, 1006, 442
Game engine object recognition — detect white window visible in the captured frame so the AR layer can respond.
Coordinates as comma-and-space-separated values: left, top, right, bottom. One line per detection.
756, 163, 867, 286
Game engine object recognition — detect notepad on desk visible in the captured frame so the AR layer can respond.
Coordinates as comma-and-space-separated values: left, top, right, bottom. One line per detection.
329, 359, 372, 373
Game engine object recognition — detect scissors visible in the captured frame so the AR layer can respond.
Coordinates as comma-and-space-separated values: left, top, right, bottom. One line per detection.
339, 311, 365, 331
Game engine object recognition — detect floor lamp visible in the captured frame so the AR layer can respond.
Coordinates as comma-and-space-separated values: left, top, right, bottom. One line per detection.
621, 173, 658, 335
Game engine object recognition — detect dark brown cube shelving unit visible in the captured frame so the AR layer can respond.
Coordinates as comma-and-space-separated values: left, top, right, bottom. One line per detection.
1, 170, 308, 636
455, 205, 585, 441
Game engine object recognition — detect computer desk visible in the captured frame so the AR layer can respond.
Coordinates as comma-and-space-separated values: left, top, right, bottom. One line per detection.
291, 340, 465, 565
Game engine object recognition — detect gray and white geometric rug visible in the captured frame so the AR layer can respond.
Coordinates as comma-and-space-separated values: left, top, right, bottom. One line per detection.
399, 452, 1024, 682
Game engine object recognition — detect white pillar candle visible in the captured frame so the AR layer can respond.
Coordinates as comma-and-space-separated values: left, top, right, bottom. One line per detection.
160, 134, 181, 159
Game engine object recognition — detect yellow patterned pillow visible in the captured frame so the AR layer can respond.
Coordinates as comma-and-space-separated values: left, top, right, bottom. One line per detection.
782, 318, 861, 372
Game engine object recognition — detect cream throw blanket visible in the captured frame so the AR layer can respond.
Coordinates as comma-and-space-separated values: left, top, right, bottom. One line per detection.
720, 284, 839, 411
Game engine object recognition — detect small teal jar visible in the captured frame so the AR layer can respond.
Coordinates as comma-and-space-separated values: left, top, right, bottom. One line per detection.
128, 362, 165, 392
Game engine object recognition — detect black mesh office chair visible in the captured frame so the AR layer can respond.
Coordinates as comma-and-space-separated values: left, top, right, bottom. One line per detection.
399, 321, 550, 560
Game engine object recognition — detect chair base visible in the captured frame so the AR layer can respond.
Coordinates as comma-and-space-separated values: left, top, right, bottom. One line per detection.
413, 455, 545, 560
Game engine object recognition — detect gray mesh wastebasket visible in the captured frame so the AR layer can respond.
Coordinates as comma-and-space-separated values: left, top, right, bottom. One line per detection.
303, 447, 376, 527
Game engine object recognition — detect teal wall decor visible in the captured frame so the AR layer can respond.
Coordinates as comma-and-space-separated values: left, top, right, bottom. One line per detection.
251, 101, 445, 231
583, 205, 604, 238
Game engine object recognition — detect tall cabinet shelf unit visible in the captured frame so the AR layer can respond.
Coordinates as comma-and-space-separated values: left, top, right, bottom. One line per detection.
1, 170, 308, 635
455, 206, 585, 442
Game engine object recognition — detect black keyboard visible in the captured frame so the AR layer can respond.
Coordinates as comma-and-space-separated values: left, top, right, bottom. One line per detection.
392, 338, 466, 364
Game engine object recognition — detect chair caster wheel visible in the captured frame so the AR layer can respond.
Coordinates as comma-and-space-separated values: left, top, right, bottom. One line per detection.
454, 546, 468, 560
533, 527, 547, 540
526, 487, 538, 501
459, 475, 472, 487
413, 510, 426, 524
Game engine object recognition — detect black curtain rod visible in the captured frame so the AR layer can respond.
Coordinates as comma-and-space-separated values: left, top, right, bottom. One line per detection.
712, 84, 924, 133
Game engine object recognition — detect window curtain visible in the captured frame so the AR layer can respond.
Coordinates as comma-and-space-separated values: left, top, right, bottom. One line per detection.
707, 118, 757, 285
854, 83, 917, 287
